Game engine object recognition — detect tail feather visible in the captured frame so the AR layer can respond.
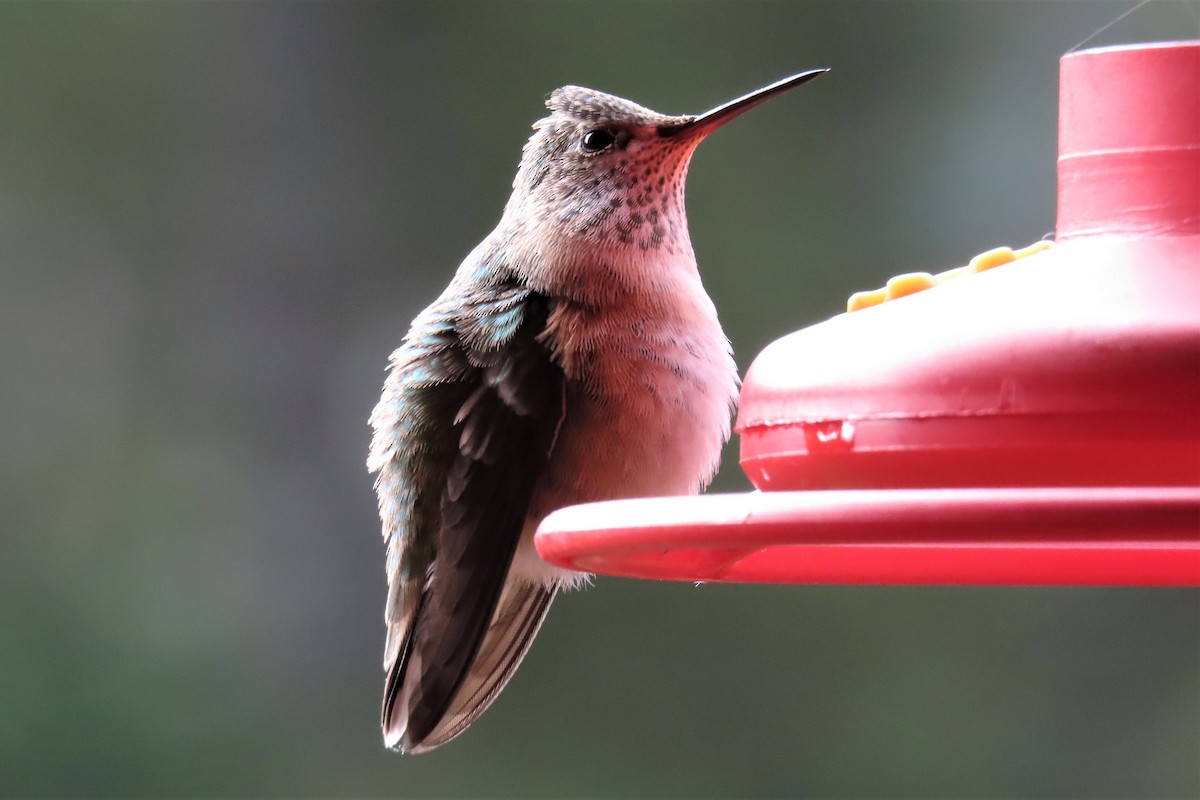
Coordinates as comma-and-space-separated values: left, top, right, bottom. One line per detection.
383, 580, 556, 753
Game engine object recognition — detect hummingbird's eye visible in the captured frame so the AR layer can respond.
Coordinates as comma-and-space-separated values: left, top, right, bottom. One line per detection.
580, 128, 616, 153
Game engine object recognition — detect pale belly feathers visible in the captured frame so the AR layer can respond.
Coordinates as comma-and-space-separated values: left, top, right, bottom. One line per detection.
509, 279, 739, 588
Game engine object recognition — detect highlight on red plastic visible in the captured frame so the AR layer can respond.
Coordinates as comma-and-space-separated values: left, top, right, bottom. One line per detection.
536, 41, 1200, 586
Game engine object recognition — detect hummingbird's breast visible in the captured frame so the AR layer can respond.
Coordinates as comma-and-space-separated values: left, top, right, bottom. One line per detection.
508, 265, 739, 588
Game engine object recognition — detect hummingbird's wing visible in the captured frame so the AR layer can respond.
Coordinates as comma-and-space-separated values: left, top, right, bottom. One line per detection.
369, 269, 565, 753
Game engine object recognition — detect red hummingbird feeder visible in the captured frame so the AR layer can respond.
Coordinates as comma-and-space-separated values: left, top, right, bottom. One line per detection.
536, 40, 1200, 586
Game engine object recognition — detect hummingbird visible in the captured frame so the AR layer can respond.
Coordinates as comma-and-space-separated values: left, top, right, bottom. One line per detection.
367, 69, 827, 753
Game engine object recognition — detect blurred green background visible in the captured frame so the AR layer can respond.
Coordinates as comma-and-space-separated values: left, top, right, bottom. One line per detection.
2, 1, 1197, 796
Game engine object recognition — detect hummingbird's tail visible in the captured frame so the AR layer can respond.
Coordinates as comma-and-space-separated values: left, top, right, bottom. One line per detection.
383, 579, 556, 753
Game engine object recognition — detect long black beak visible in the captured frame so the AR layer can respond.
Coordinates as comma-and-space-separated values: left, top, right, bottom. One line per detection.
658, 68, 829, 139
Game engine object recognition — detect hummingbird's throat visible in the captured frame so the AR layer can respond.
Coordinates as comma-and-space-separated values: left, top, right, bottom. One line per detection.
562, 139, 698, 254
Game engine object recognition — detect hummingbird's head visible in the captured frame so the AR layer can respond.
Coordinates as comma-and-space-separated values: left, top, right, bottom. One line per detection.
507, 86, 699, 254
504, 70, 829, 256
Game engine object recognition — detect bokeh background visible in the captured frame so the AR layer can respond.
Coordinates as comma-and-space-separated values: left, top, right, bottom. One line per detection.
2, 1, 1197, 796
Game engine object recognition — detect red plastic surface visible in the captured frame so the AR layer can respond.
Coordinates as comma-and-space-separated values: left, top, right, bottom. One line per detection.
536, 489, 1200, 585
535, 41, 1200, 586
1057, 42, 1200, 239
736, 235, 1200, 492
